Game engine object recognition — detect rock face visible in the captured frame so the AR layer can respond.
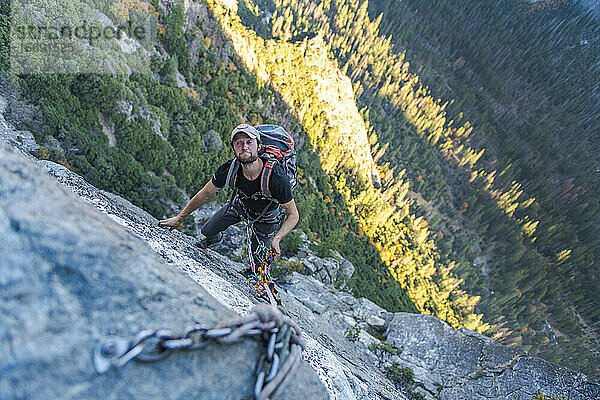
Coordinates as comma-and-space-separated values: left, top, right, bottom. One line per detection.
288, 252, 354, 289
386, 313, 600, 399
33, 156, 403, 400
0, 141, 327, 400
286, 270, 600, 399
0, 118, 404, 400
0, 87, 39, 154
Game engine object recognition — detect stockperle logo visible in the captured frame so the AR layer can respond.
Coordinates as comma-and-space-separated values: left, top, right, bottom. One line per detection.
14, 20, 147, 44
10, 0, 158, 74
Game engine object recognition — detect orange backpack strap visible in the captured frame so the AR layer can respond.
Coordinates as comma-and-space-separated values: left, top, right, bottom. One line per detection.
260, 159, 276, 199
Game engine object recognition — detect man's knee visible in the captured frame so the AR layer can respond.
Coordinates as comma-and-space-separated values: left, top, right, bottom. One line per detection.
255, 221, 281, 244
201, 203, 242, 238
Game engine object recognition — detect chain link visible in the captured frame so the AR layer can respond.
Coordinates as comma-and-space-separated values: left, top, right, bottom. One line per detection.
93, 305, 304, 400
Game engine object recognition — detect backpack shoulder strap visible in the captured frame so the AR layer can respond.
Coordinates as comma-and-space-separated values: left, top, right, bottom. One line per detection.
224, 159, 239, 190
260, 158, 276, 200
222, 160, 240, 216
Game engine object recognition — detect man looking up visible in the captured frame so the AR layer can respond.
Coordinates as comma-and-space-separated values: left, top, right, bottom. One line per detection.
158, 124, 299, 261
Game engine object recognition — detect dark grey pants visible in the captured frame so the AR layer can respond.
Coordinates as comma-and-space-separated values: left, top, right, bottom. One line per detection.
201, 201, 283, 256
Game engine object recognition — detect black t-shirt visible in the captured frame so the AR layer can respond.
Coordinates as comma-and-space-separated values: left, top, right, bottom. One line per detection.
212, 159, 293, 218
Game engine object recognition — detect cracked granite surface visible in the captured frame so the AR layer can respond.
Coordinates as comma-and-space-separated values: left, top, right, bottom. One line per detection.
387, 313, 599, 399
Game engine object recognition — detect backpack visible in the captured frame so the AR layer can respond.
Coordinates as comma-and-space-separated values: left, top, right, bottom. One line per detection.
256, 124, 297, 190
223, 125, 297, 219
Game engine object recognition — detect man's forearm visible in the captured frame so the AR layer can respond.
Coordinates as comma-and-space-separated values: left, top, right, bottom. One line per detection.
274, 212, 299, 242
177, 190, 211, 220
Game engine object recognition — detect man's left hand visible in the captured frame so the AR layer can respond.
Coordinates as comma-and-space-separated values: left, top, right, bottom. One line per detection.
271, 238, 281, 260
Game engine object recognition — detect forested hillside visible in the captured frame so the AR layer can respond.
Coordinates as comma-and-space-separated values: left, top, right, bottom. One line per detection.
252, 0, 599, 377
207, 0, 491, 333
1, 0, 598, 379
0, 0, 418, 317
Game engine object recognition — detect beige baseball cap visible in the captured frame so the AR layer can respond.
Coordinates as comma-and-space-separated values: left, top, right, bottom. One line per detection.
230, 123, 260, 142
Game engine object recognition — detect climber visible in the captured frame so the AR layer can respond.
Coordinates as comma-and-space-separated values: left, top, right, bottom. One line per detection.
158, 123, 299, 262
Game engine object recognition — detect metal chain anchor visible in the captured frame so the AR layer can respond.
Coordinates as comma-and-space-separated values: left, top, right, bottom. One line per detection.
93, 305, 305, 400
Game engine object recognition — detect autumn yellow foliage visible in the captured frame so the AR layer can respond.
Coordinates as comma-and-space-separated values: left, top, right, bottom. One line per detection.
110, 0, 159, 22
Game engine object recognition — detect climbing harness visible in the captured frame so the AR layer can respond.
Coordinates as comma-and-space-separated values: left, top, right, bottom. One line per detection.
221, 159, 285, 223
93, 305, 304, 400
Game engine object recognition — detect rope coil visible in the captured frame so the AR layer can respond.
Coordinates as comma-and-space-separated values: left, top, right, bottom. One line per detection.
247, 245, 275, 294
243, 221, 278, 305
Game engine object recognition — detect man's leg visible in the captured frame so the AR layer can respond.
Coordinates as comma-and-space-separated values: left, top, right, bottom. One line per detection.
251, 221, 281, 253
250, 216, 283, 261
198, 203, 242, 248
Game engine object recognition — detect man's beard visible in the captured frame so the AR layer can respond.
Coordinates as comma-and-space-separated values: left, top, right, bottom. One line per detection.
237, 153, 258, 164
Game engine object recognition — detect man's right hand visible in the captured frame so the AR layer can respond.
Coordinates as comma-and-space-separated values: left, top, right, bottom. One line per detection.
159, 181, 219, 232
158, 216, 184, 232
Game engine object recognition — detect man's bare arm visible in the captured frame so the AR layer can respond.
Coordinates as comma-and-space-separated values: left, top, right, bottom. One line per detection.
158, 181, 220, 231
270, 199, 299, 257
